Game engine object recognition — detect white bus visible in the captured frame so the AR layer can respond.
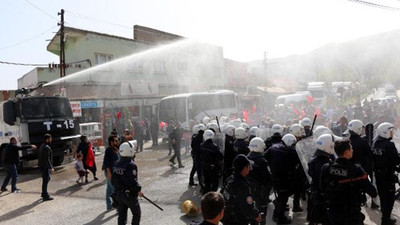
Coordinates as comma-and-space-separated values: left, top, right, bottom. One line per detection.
159, 90, 238, 129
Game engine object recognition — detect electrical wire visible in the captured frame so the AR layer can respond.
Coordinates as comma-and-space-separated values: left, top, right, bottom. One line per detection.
0, 25, 57, 50
0, 60, 48, 67
347, 0, 400, 11
23, 0, 59, 21
65, 10, 133, 30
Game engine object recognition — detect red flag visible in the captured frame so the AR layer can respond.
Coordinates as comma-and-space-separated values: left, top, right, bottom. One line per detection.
116, 111, 122, 119
252, 104, 257, 113
292, 105, 299, 115
85, 142, 95, 168
306, 95, 314, 104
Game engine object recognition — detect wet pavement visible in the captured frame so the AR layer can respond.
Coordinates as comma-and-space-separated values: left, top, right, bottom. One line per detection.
0, 141, 399, 225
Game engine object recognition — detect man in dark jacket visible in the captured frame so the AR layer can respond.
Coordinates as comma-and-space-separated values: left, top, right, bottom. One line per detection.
189, 125, 204, 186
222, 154, 261, 225
200, 130, 223, 194
102, 135, 120, 210
223, 125, 236, 182
38, 134, 54, 201
372, 123, 400, 225
307, 134, 336, 224
1, 137, 36, 193
169, 122, 184, 168
321, 139, 377, 225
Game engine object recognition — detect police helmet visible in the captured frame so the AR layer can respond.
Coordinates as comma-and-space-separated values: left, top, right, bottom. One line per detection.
282, 134, 297, 147
230, 119, 242, 128
207, 123, 219, 133
197, 124, 206, 131
203, 130, 215, 141
225, 125, 236, 137
119, 141, 136, 157
271, 124, 284, 136
313, 126, 332, 139
301, 118, 312, 127
249, 126, 258, 136
347, 120, 364, 136
316, 134, 339, 155
290, 124, 305, 138
240, 123, 250, 131
192, 125, 200, 134
202, 116, 210, 125
235, 127, 247, 139
377, 122, 394, 139
249, 137, 265, 153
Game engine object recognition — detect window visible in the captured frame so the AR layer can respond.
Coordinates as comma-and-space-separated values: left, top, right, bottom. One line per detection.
94, 53, 113, 65
177, 62, 188, 75
127, 61, 143, 74
211, 66, 221, 77
154, 61, 166, 75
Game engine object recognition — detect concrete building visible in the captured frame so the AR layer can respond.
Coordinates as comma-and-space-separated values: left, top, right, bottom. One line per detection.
18, 25, 226, 136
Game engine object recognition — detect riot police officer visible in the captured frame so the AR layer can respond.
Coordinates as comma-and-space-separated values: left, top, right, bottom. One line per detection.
200, 130, 223, 194
300, 118, 313, 138
307, 134, 336, 225
234, 127, 250, 155
289, 124, 307, 212
265, 124, 284, 150
320, 139, 377, 225
265, 134, 297, 224
247, 137, 269, 219
112, 141, 143, 225
372, 122, 400, 225
189, 124, 205, 187
347, 120, 377, 208
248, 126, 258, 143
222, 154, 261, 225
223, 125, 236, 182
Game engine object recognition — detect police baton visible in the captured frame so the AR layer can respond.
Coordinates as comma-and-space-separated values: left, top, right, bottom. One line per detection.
310, 114, 317, 133
142, 195, 164, 211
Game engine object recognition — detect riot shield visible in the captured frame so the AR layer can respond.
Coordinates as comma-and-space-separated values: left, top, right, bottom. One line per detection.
295, 137, 317, 185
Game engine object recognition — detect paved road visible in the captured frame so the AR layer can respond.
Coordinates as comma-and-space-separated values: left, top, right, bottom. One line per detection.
0, 142, 399, 225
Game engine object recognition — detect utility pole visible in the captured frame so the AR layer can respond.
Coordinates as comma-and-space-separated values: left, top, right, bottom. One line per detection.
263, 51, 267, 87
58, 9, 65, 77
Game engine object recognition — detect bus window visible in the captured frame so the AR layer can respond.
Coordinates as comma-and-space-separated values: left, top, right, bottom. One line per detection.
159, 98, 186, 123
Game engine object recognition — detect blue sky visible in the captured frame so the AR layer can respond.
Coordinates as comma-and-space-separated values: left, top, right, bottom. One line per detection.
1, 0, 400, 90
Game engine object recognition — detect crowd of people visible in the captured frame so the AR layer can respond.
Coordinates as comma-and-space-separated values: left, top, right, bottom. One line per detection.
185, 110, 400, 225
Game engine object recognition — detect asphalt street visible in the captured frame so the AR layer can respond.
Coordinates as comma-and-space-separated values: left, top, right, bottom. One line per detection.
0, 141, 399, 225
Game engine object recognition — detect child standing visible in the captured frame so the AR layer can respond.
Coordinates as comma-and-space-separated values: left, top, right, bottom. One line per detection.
75, 154, 86, 184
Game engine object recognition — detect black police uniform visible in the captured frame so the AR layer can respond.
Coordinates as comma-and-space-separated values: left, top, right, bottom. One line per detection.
223, 134, 236, 181
349, 131, 374, 177
264, 133, 282, 150
320, 158, 377, 225
200, 139, 223, 194
307, 149, 334, 224
112, 157, 142, 225
247, 151, 270, 215
222, 173, 260, 225
265, 142, 297, 224
372, 136, 400, 225
234, 139, 250, 156
189, 130, 204, 186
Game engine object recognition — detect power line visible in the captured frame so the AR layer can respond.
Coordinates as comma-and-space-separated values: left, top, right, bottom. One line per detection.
0, 60, 48, 67
23, 0, 59, 21
65, 10, 133, 30
347, 0, 400, 11
0, 25, 57, 50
